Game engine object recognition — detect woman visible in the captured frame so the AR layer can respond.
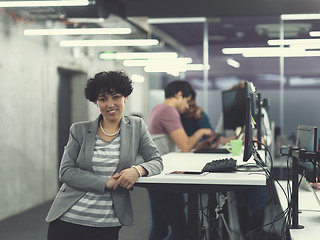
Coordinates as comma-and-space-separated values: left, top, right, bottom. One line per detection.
46, 70, 163, 240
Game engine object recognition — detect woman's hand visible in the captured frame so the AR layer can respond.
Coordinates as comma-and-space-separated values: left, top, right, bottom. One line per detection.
112, 168, 140, 190
105, 176, 117, 190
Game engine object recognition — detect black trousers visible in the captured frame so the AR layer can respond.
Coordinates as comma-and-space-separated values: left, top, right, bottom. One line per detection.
47, 219, 121, 240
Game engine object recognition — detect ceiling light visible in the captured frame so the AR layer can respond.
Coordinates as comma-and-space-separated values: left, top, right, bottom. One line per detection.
144, 65, 186, 73
289, 77, 320, 86
131, 74, 145, 83
281, 14, 320, 20
99, 52, 178, 60
222, 47, 320, 57
227, 59, 240, 68
268, 39, 320, 46
60, 39, 159, 47
185, 64, 208, 71
222, 47, 286, 55
167, 71, 180, 77
0, 0, 89, 7
123, 58, 192, 67
24, 28, 132, 36
309, 31, 320, 37
243, 50, 320, 57
148, 17, 206, 24
144, 64, 207, 73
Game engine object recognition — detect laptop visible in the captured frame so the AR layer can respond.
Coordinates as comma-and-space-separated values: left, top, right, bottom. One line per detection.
193, 148, 230, 154
193, 130, 243, 154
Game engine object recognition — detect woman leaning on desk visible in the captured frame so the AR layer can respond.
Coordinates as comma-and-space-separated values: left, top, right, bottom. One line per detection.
46, 70, 163, 240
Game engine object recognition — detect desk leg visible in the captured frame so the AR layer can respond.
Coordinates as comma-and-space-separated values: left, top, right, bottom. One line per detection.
188, 193, 200, 240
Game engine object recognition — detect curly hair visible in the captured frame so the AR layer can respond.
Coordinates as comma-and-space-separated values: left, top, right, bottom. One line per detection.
84, 70, 133, 102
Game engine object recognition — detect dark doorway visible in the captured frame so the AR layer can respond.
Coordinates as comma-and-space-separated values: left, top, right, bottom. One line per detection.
57, 68, 72, 167
57, 68, 88, 173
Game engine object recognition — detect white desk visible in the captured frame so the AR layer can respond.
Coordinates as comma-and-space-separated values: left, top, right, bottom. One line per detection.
136, 152, 267, 240
275, 181, 320, 240
137, 152, 266, 186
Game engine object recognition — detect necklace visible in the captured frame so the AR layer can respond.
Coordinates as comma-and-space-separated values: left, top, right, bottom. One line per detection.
99, 121, 121, 137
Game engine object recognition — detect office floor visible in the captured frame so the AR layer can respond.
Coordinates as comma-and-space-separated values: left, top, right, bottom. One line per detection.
0, 185, 286, 240
0, 187, 151, 240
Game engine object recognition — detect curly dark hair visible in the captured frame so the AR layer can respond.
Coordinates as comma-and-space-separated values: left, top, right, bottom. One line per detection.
84, 70, 133, 102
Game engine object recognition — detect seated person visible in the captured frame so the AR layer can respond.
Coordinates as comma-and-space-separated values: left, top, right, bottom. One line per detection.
181, 88, 234, 151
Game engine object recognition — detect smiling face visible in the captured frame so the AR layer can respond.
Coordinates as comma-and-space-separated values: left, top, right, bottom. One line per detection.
97, 92, 126, 123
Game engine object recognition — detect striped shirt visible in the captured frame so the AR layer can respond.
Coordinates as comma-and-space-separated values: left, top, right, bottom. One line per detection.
60, 134, 121, 227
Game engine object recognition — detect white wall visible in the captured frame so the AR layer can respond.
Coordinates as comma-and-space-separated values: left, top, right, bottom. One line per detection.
0, 14, 149, 221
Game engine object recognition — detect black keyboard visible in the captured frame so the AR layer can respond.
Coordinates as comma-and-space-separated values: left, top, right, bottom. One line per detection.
201, 158, 237, 173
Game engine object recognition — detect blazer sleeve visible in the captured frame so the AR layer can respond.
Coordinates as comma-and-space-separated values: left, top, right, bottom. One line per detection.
137, 119, 164, 176
59, 123, 108, 194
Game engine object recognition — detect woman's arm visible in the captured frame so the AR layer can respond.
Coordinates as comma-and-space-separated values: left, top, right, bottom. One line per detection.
59, 123, 109, 194
110, 118, 163, 190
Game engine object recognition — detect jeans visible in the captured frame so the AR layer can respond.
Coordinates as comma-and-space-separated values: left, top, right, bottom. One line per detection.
148, 189, 187, 240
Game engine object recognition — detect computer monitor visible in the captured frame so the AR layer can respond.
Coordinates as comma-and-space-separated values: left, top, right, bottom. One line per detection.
222, 82, 259, 131
222, 87, 246, 130
243, 95, 254, 162
296, 125, 318, 152
296, 125, 318, 182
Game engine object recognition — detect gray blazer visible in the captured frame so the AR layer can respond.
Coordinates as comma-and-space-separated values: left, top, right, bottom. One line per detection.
46, 115, 163, 226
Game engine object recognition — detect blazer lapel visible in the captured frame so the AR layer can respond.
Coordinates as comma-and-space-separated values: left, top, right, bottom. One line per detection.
118, 116, 132, 171
84, 115, 101, 172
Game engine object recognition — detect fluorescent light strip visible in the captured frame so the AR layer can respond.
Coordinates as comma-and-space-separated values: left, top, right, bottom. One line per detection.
222, 47, 287, 55
148, 17, 206, 24
227, 59, 240, 68
167, 72, 180, 77
281, 14, 320, 20
185, 64, 208, 71
131, 74, 145, 83
123, 58, 192, 67
0, 0, 89, 7
309, 31, 320, 37
24, 28, 132, 36
243, 51, 320, 57
144, 64, 207, 73
99, 52, 178, 60
144, 65, 187, 73
60, 39, 159, 47
268, 38, 320, 46
222, 47, 320, 57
